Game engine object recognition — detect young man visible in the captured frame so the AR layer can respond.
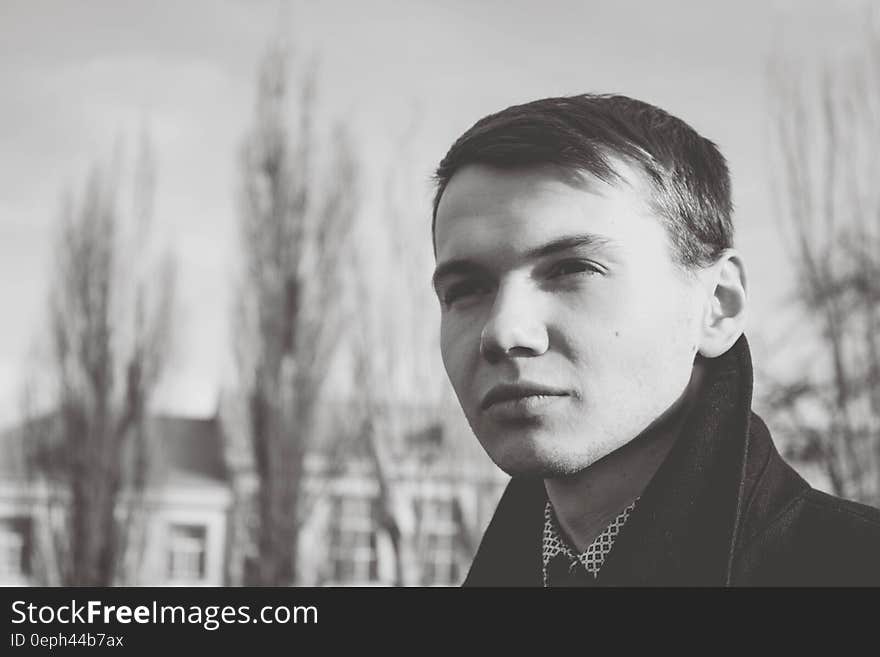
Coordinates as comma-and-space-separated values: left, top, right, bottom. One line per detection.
431, 94, 880, 586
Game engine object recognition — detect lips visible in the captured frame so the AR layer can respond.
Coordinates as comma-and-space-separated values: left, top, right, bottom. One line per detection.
480, 383, 571, 411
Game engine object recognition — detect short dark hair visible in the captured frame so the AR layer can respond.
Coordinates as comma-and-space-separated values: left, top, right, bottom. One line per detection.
432, 94, 733, 269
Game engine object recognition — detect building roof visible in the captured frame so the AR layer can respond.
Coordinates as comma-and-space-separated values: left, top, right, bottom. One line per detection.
0, 396, 505, 489
0, 413, 229, 487
148, 415, 228, 486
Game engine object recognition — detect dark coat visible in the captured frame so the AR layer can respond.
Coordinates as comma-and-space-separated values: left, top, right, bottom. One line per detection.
463, 336, 880, 586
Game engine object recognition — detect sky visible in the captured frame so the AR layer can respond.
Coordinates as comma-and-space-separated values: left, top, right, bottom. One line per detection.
0, 0, 874, 427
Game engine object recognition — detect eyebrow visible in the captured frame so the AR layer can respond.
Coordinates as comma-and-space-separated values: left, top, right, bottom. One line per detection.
432, 233, 614, 291
431, 260, 485, 293
524, 233, 614, 260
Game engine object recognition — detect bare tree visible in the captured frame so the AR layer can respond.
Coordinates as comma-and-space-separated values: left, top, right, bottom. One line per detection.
347, 118, 432, 586
25, 134, 174, 586
347, 116, 489, 585
233, 45, 359, 586
766, 15, 880, 506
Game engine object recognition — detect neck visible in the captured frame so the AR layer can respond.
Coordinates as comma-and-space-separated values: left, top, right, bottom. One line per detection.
544, 362, 704, 552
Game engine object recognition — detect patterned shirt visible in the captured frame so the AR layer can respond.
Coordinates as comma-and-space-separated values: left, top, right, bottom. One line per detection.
541, 499, 638, 586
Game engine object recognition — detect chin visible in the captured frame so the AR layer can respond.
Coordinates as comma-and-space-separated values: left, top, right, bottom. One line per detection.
480, 430, 603, 479
495, 458, 584, 479
479, 418, 627, 479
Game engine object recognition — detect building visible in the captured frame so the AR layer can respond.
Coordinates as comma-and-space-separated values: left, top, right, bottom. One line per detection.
0, 401, 507, 587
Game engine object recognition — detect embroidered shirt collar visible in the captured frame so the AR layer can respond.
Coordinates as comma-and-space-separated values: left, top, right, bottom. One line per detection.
541, 499, 638, 586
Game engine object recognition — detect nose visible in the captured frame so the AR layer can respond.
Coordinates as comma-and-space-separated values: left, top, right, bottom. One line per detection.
480, 281, 549, 363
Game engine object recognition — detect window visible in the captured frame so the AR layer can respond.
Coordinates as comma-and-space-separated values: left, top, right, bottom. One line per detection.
167, 524, 207, 581
0, 517, 31, 580
417, 498, 461, 586
328, 496, 379, 584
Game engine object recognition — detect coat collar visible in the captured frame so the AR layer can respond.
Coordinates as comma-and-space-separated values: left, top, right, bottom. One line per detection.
464, 335, 794, 586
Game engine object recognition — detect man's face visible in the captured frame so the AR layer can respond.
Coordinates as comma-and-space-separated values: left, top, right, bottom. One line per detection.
433, 163, 708, 477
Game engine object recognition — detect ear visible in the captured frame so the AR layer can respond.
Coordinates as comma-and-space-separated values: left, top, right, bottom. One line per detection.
697, 249, 748, 359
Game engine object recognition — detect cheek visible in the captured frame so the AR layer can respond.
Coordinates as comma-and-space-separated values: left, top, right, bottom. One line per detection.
612, 293, 702, 390
619, 273, 702, 340
440, 316, 478, 389
572, 280, 700, 376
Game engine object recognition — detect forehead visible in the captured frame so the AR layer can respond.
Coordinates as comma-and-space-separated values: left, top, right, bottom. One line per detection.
433, 163, 667, 265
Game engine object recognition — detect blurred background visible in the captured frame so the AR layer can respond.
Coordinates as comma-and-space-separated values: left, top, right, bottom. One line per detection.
1, 0, 878, 586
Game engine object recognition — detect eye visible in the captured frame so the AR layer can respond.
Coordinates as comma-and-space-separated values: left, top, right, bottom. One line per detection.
547, 259, 603, 278
441, 278, 492, 307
